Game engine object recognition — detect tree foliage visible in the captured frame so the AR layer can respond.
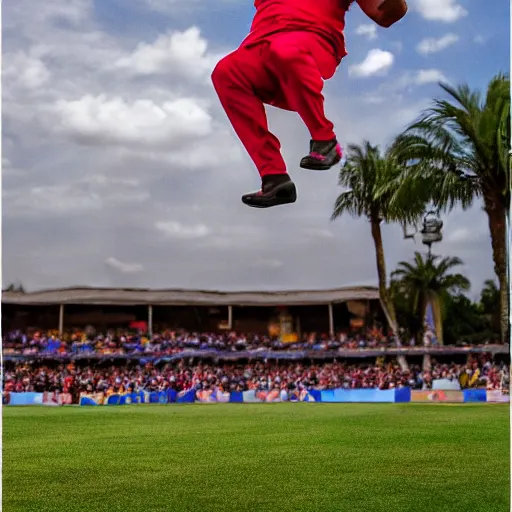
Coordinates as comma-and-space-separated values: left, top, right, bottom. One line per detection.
387, 73, 510, 342
390, 252, 470, 344
332, 142, 427, 334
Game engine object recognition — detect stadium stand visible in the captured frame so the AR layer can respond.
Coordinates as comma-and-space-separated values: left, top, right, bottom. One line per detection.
3, 287, 509, 405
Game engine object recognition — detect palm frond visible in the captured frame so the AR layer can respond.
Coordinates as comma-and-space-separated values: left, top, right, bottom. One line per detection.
331, 190, 364, 220
333, 140, 427, 224
391, 73, 510, 211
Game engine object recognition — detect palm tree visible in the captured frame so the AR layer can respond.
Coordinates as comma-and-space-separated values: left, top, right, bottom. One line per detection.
480, 279, 500, 307
390, 73, 510, 342
479, 279, 501, 336
3, 283, 25, 293
391, 252, 471, 344
331, 142, 426, 334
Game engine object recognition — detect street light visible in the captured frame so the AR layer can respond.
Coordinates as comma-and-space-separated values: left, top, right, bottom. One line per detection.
402, 209, 445, 350
420, 210, 443, 257
420, 211, 444, 348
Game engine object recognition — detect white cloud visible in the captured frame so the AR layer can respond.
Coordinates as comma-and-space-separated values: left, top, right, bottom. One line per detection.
144, 0, 183, 11
17, 185, 103, 215
302, 228, 335, 239
416, 33, 459, 55
3, 176, 150, 218
314, 229, 336, 239
105, 257, 144, 274
412, 0, 468, 22
3, 51, 51, 90
363, 69, 448, 99
2, 158, 27, 177
415, 69, 447, 85
115, 27, 219, 81
82, 175, 141, 187
446, 228, 471, 244
255, 259, 284, 268
349, 49, 394, 77
1, 0, 498, 296
155, 221, 210, 239
4, 0, 92, 29
355, 24, 377, 40
143, 0, 236, 14
52, 94, 212, 149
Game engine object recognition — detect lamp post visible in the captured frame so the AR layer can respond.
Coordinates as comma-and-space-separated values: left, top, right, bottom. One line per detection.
402, 209, 444, 257
403, 210, 445, 354
420, 211, 444, 351
420, 210, 443, 258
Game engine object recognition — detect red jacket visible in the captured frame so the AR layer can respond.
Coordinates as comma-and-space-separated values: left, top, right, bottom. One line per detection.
241, 0, 350, 62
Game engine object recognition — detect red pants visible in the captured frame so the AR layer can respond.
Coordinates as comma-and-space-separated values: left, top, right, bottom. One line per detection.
211, 31, 338, 177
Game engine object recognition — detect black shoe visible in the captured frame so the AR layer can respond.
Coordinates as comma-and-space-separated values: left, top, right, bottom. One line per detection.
300, 138, 343, 170
242, 174, 297, 208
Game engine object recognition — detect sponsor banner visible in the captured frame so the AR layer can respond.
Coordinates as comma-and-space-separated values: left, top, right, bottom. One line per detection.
229, 391, 243, 403
80, 396, 100, 406
80, 392, 106, 405
176, 389, 196, 403
6, 389, 399, 405
486, 390, 510, 403
106, 394, 121, 405
147, 392, 169, 404
196, 389, 231, 403
394, 388, 411, 403
287, 389, 316, 402
320, 389, 396, 403
242, 389, 282, 403
12, 388, 506, 406
308, 389, 322, 402
3, 392, 44, 405
79, 391, 149, 405
79, 391, 156, 405
463, 389, 487, 403
3, 392, 73, 405
411, 390, 464, 403
42, 392, 73, 406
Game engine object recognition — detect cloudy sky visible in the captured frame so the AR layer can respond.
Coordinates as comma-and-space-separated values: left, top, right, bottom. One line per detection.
2, 0, 508, 297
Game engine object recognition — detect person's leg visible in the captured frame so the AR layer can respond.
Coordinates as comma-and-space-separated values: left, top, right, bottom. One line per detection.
263, 32, 343, 170
211, 46, 296, 207
211, 47, 287, 178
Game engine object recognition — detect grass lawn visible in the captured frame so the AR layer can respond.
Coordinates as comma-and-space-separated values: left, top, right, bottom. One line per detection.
2, 403, 510, 512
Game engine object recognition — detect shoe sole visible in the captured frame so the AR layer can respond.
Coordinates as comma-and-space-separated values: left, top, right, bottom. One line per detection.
242, 181, 297, 209
300, 154, 341, 171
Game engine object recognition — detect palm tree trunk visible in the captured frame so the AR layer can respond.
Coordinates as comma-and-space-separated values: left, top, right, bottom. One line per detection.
370, 219, 397, 334
432, 298, 443, 346
484, 198, 509, 343
418, 296, 427, 345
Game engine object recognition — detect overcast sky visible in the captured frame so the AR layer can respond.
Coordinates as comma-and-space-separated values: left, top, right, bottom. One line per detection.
2, 0, 508, 297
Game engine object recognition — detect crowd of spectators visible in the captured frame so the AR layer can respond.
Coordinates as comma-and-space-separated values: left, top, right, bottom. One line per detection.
4, 328, 507, 404
3, 358, 507, 397
2, 328, 411, 357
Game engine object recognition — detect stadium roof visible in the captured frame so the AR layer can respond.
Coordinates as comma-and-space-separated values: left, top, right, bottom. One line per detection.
1, 286, 380, 306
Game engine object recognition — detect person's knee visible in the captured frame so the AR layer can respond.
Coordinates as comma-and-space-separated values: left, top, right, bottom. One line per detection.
211, 54, 235, 89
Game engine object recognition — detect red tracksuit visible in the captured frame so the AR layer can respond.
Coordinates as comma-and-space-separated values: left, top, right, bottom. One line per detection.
211, 0, 350, 178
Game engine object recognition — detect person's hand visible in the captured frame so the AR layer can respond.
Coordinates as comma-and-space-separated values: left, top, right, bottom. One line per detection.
377, 0, 408, 25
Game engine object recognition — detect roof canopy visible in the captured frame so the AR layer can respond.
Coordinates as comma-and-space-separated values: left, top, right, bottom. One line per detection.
1, 286, 380, 306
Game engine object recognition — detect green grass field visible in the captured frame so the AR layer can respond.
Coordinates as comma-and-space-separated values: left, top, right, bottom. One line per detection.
3, 404, 510, 512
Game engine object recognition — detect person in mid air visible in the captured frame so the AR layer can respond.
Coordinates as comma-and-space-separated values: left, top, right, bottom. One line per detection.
212, 0, 408, 208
